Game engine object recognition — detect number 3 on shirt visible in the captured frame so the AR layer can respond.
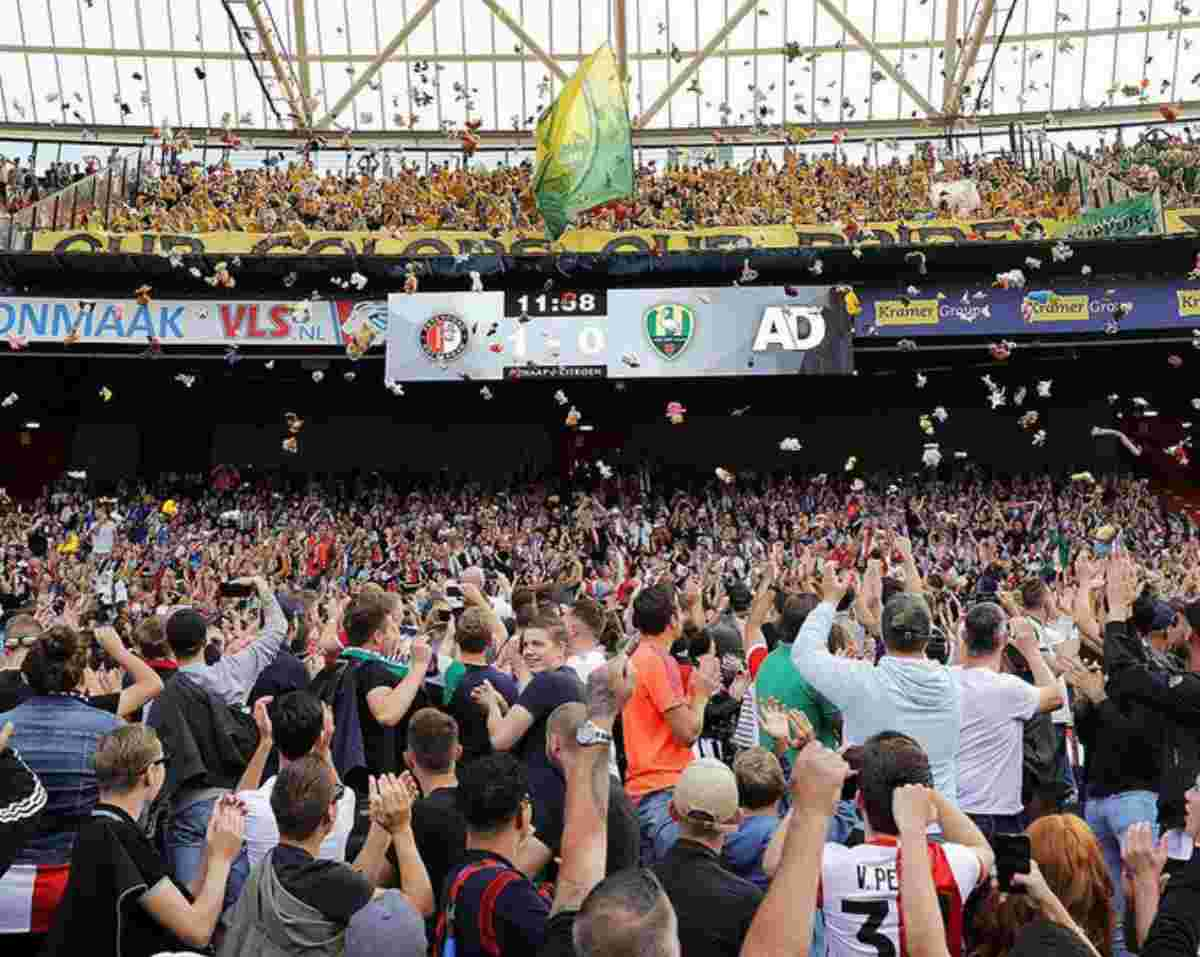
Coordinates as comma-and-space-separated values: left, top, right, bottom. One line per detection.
841, 899, 895, 957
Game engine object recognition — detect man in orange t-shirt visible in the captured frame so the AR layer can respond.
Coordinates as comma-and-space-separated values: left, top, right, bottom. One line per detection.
624, 583, 719, 865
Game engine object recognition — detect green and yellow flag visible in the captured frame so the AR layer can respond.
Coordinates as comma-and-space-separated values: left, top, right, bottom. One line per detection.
533, 44, 634, 241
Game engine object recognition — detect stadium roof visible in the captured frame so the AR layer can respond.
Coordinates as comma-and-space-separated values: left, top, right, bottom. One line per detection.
0, 0, 1195, 143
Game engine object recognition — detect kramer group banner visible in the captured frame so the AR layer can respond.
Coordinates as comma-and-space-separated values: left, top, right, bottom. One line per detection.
857, 280, 1200, 338
0, 296, 385, 345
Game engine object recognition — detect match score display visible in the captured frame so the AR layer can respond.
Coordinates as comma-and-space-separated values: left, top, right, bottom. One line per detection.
384, 287, 853, 382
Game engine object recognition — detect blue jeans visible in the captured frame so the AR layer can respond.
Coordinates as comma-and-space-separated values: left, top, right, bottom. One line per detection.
968, 812, 1027, 845
828, 800, 860, 846
636, 789, 680, 866
1054, 725, 1079, 807
1085, 790, 1158, 957
166, 796, 250, 916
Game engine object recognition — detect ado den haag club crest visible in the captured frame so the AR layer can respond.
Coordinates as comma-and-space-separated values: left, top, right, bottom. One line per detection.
644, 303, 696, 360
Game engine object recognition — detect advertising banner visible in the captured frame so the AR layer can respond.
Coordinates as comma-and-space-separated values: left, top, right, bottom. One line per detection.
30, 217, 1070, 256
384, 287, 854, 382
858, 280, 1200, 338
0, 296, 386, 346
30, 206, 1200, 256
1058, 193, 1162, 240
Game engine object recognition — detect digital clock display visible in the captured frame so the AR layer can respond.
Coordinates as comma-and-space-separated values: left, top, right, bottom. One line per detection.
503, 289, 607, 318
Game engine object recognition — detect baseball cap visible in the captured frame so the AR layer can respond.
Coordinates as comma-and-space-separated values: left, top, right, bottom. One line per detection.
345, 890, 426, 957
882, 593, 933, 641
672, 758, 739, 829
1150, 599, 1177, 632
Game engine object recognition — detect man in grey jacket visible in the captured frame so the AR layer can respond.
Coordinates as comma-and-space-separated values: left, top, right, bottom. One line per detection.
791, 561, 963, 803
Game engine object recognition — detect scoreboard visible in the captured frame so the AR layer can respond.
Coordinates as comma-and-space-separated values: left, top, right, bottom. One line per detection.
384, 286, 853, 382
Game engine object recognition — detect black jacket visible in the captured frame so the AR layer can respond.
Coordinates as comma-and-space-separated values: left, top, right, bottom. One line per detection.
146, 672, 259, 806
1145, 846, 1200, 957
1105, 620, 1200, 831
1073, 691, 1161, 799
652, 839, 762, 957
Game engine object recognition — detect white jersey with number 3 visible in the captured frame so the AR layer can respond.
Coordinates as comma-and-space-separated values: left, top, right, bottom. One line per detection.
819, 837, 984, 957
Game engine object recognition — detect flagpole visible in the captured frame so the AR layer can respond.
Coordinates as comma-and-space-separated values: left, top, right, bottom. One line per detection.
614, 0, 629, 83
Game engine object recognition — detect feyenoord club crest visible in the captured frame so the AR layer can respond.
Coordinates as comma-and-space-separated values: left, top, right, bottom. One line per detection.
643, 303, 696, 361
418, 313, 470, 363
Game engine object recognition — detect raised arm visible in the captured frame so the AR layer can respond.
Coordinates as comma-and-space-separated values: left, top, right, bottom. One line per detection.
551, 656, 636, 916
790, 562, 873, 710
742, 742, 849, 957
94, 626, 164, 719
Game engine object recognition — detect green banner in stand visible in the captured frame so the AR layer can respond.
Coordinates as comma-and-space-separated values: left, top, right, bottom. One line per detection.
1060, 193, 1162, 240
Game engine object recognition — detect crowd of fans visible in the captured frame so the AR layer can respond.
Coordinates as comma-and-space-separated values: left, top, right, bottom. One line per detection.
1081, 133, 1200, 207
1, 466, 1200, 957
79, 145, 1081, 237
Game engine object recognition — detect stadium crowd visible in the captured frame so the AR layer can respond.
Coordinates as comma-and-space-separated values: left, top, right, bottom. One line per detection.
1, 466, 1200, 957
89, 145, 1081, 237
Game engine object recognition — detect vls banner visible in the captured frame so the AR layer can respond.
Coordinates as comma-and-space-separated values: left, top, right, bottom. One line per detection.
857, 279, 1200, 338
0, 296, 388, 345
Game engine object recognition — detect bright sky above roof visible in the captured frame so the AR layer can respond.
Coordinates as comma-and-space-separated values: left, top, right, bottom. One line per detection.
0, 0, 1195, 134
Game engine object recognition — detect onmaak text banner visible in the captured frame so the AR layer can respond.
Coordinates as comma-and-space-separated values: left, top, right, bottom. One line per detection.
0, 296, 390, 346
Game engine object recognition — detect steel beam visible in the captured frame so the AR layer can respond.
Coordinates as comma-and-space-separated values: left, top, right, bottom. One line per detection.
243, 1, 307, 128
0, 99, 1195, 149
292, 0, 313, 121
315, 0, 442, 128
943, 0, 959, 112
813, 0, 939, 117
947, 0, 997, 115
635, 0, 758, 128
614, 0, 629, 82
479, 0, 568, 83
3, 18, 1197, 66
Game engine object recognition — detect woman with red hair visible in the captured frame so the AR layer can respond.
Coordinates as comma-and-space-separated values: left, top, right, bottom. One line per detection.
974, 814, 1114, 957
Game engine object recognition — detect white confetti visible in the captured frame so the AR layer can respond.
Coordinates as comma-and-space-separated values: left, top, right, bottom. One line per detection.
715, 467, 736, 484
1014, 386, 1027, 406
779, 437, 803, 451
1, 392, 17, 407
554, 390, 569, 406
922, 443, 942, 468
312, 370, 324, 383
808, 259, 824, 276
349, 272, 368, 291
844, 455, 857, 471
265, 360, 276, 370
915, 372, 927, 389
1036, 379, 1052, 398
1024, 257, 1043, 270
1081, 265, 1093, 276
988, 388, 1007, 410
898, 339, 917, 351
931, 406, 948, 422
480, 386, 493, 400
596, 461, 613, 479
173, 374, 195, 389
344, 371, 356, 382
1032, 429, 1047, 447
470, 271, 484, 292
1051, 241, 1074, 262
